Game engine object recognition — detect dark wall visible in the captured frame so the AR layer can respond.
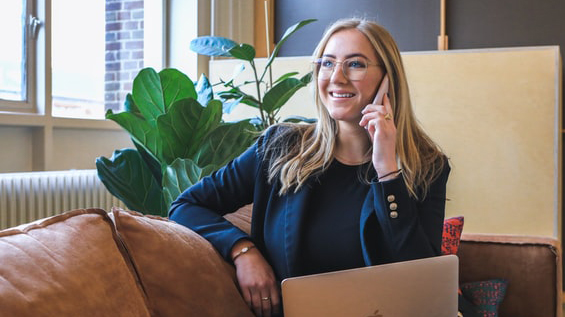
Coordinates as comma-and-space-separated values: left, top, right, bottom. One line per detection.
448, 0, 565, 49
275, 0, 440, 56
275, 0, 565, 53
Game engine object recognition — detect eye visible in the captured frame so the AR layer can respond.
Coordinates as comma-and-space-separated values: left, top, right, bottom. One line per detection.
346, 58, 367, 69
320, 58, 336, 69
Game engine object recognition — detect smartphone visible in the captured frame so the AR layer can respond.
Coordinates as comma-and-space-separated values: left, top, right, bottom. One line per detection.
372, 74, 389, 105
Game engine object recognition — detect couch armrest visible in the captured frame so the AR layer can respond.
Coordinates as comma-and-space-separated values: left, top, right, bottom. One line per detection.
459, 233, 562, 317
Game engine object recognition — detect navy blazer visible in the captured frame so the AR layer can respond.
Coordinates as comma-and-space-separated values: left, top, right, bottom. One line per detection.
169, 127, 450, 281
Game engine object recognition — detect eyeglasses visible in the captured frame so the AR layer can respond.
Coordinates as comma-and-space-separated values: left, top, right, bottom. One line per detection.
314, 56, 381, 81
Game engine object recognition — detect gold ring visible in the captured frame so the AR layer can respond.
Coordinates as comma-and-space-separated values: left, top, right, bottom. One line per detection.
261, 297, 270, 301
384, 113, 393, 120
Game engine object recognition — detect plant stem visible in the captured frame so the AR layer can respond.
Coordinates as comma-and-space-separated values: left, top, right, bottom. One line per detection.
250, 60, 267, 128
268, 67, 273, 126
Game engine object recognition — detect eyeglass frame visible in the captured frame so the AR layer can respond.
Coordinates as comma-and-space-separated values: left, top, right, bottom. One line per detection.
313, 56, 382, 81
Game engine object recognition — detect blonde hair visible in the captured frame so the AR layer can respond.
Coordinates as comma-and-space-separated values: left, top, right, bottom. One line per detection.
266, 18, 447, 199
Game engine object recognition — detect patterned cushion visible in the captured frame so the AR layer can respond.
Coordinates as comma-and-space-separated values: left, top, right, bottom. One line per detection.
460, 279, 508, 317
442, 216, 464, 255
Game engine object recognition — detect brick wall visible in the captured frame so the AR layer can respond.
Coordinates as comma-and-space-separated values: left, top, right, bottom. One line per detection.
105, 0, 144, 111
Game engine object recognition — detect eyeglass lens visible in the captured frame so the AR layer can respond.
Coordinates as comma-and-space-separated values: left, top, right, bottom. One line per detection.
317, 57, 369, 81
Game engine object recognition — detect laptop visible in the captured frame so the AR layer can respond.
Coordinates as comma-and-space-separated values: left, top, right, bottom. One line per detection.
281, 255, 458, 317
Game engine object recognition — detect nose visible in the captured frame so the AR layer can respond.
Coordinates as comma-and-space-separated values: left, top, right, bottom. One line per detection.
329, 63, 348, 83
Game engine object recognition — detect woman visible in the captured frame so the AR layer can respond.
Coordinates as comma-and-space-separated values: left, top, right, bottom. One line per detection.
169, 18, 450, 317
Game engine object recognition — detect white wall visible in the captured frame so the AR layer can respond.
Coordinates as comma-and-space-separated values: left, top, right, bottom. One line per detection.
51, 128, 132, 171
0, 126, 34, 172
0, 124, 131, 173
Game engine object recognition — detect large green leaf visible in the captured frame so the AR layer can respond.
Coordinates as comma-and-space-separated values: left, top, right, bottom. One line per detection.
131, 68, 197, 127
262, 77, 308, 114
261, 19, 317, 80
195, 120, 255, 168
157, 98, 223, 164
132, 68, 165, 127
283, 116, 318, 124
106, 110, 160, 160
300, 71, 313, 84
96, 149, 167, 216
274, 72, 299, 85
124, 93, 142, 117
217, 89, 244, 101
218, 88, 261, 113
190, 36, 237, 57
159, 68, 197, 111
229, 43, 256, 62
162, 159, 217, 208
222, 95, 244, 114
132, 138, 163, 184
195, 74, 214, 106
239, 96, 261, 109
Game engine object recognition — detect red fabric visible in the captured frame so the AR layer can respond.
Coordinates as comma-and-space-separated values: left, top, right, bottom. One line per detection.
442, 216, 464, 255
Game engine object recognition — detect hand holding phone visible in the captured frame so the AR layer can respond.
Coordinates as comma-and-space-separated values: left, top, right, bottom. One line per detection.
359, 74, 397, 174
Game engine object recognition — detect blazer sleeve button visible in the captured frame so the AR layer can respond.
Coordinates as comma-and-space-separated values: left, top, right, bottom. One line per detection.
387, 195, 395, 202
390, 211, 399, 219
389, 202, 398, 210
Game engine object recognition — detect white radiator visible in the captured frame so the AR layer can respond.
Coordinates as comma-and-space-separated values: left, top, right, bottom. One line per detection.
0, 169, 126, 230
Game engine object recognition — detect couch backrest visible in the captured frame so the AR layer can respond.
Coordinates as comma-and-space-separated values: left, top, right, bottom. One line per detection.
459, 233, 562, 317
0, 208, 255, 317
110, 207, 254, 317
0, 209, 151, 317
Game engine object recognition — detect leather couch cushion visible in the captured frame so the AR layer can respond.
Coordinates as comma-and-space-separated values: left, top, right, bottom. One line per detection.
111, 208, 253, 317
223, 204, 252, 235
0, 209, 151, 317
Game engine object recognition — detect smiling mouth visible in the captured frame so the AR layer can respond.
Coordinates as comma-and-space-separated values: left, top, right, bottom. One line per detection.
331, 92, 355, 98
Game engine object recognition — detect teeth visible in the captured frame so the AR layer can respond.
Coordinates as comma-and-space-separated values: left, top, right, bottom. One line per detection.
332, 92, 354, 98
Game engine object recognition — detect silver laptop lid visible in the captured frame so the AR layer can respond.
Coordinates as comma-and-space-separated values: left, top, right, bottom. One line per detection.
281, 255, 458, 317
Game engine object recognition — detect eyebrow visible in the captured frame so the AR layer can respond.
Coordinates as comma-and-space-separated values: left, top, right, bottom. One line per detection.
321, 53, 369, 59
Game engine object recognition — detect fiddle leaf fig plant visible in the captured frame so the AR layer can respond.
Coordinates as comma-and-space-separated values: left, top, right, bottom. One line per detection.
96, 68, 255, 216
97, 19, 317, 216
190, 18, 317, 129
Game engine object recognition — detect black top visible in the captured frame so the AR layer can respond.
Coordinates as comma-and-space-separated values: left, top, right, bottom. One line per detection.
299, 159, 372, 276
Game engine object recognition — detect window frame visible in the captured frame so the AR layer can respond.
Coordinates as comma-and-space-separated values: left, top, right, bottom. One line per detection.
0, 0, 37, 112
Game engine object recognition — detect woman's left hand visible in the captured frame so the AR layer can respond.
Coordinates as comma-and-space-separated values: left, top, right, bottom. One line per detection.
359, 93, 398, 177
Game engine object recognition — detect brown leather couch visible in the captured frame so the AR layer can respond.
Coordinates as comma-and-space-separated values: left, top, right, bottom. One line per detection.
0, 206, 561, 317
459, 233, 562, 317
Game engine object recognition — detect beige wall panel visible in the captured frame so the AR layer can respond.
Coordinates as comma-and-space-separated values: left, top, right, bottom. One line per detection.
402, 47, 561, 238
210, 46, 562, 237
0, 127, 33, 173
51, 128, 132, 171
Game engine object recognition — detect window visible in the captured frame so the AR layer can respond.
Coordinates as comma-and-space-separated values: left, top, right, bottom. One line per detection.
0, 0, 29, 105
0, 0, 167, 119
52, 0, 151, 119
51, 0, 106, 118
